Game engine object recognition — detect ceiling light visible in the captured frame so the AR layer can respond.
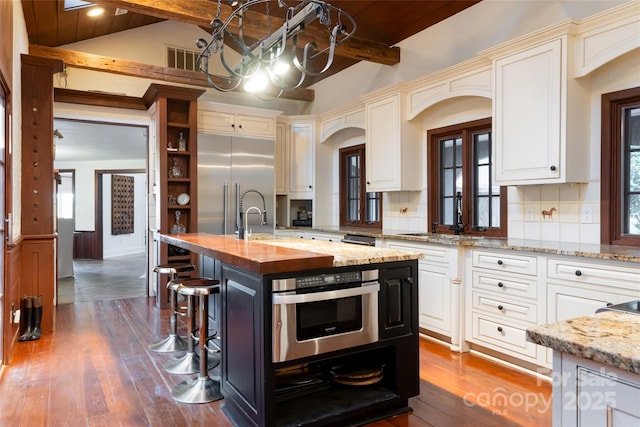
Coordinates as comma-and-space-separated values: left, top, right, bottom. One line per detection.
87, 7, 104, 17
196, 0, 356, 98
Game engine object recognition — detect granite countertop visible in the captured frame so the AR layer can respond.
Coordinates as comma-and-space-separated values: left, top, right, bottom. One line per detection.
526, 311, 640, 374
160, 233, 422, 275
279, 226, 640, 263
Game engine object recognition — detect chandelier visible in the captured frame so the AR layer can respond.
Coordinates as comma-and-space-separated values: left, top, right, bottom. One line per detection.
196, 0, 356, 98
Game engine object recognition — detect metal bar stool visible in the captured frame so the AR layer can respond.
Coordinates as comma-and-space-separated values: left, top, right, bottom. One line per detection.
163, 279, 219, 375
148, 263, 195, 353
171, 277, 224, 404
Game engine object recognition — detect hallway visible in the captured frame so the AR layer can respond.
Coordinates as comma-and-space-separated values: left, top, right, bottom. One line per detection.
57, 253, 147, 304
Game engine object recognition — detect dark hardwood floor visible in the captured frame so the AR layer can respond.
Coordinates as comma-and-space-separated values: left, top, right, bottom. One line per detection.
0, 297, 551, 426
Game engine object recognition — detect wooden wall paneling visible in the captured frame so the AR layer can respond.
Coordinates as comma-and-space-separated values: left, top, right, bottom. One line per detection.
73, 231, 97, 259
20, 55, 63, 338
3, 242, 21, 365
20, 237, 55, 334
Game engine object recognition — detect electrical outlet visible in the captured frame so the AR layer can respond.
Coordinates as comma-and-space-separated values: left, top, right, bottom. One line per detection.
581, 206, 593, 223
525, 207, 535, 222
13, 308, 20, 324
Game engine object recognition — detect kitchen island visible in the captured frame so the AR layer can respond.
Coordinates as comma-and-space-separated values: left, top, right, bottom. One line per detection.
527, 311, 640, 426
160, 233, 423, 427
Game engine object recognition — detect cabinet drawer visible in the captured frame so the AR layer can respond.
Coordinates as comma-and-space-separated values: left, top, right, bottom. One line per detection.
547, 258, 640, 290
472, 292, 538, 324
472, 270, 538, 299
386, 241, 450, 268
472, 250, 537, 276
471, 313, 538, 359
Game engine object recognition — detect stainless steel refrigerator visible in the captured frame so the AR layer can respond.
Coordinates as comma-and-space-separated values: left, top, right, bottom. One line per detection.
197, 133, 275, 238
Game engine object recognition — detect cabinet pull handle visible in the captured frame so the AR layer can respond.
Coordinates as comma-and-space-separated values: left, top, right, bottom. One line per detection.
575, 270, 582, 277
550, 165, 557, 171
497, 260, 503, 265
497, 282, 504, 288
497, 326, 503, 332
497, 305, 504, 311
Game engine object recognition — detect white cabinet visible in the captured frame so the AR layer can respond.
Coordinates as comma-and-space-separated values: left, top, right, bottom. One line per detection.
553, 352, 640, 427
489, 34, 589, 185
384, 240, 462, 350
275, 122, 288, 195
362, 88, 422, 192
288, 121, 315, 197
467, 249, 547, 366
546, 257, 640, 322
199, 110, 275, 138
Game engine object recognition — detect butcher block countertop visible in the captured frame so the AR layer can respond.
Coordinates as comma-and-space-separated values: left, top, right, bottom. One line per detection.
526, 311, 640, 374
160, 233, 423, 275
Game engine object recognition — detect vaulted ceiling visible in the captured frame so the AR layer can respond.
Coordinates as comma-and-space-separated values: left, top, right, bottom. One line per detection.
22, 0, 481, 99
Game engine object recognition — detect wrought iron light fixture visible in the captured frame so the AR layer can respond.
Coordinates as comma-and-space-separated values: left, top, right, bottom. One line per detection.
196, 0, 356, 98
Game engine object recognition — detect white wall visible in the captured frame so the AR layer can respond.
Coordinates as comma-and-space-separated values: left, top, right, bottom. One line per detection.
102, 173, 146, 258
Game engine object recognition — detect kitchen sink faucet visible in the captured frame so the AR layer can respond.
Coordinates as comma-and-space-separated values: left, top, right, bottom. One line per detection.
238, 189, 267, 240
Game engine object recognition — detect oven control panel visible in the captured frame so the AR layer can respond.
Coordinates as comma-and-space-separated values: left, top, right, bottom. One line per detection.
296, 271, 361, 289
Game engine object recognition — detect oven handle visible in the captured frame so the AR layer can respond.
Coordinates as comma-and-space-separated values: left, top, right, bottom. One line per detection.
272, 283, 380, 305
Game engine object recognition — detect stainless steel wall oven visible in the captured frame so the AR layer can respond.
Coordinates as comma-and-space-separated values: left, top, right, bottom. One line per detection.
272, 269, 380, 363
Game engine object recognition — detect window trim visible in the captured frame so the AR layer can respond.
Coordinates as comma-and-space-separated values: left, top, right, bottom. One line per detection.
601, 86, 640, 246
339, 144, 382, 230
427, 118, 507, 237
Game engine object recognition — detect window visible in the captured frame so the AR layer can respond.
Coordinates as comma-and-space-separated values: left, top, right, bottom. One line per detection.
601, 86, 640, 246
428, 118, 506, 237
339, 144, 382, 228
167, 46, 198, 71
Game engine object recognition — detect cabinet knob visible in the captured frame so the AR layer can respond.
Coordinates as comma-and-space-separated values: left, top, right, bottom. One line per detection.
497, 282, 504, 288
366, 181, 371, 185
238, 125, 242, 128
606, 302, 613, 307
231, 124, 235, 128
497, 326, 503, 333
550, 165, 557, 171
497, 260, 503, 265
404, 276, 414, 284
308, 185, 312, 189
498, 305, 504, 311
575, 270, 582, 277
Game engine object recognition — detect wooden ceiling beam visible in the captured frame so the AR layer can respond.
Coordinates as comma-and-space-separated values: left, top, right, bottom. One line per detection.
29, 45, 314, 102
94, 0, 400, 65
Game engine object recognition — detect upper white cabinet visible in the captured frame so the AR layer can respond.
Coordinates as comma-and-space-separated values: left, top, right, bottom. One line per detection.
486, 29, 589, 185
362, 86, 422, 192
198, 102, 280, 138
275, 122, 288, 195
288, 120, 315, 197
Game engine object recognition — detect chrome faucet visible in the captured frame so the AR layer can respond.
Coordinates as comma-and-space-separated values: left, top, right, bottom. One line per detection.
237, 189, 267, 240
243, 206, 263, 240
450, 191, 464, 235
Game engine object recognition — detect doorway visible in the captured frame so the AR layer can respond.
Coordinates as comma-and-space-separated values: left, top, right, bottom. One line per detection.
53, 119, 148, 304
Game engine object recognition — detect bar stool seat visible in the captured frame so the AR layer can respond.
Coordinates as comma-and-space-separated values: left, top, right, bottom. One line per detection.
171, 278, 224, 404
149, 263, 195, 353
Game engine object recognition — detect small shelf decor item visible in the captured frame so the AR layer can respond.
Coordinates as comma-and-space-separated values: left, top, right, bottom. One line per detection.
178, 132, 187, 151
170, 210, 187, 234
177, 193, 190, 206
169, 157, 183, 178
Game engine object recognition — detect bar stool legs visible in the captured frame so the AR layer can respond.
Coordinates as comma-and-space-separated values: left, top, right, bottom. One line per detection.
149, 263, 194, 353
163, 294, 219, 375
171, 279, 223, 404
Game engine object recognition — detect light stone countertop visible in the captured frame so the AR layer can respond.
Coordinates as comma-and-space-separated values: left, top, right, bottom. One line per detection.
258, 238, 423, 267
526, 311, 640, 374
279, 227, 640, 263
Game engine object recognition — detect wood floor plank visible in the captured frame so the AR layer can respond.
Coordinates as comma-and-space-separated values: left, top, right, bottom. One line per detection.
0, 296, 552, 426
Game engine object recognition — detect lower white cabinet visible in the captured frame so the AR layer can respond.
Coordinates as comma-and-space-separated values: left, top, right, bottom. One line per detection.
384, 240, 462, 350
553, 352, 640, 426
467, 249, 547, 367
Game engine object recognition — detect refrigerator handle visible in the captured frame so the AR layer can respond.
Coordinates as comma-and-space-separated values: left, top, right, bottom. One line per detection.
235, 182, 241, 236
223, 182, 228, 235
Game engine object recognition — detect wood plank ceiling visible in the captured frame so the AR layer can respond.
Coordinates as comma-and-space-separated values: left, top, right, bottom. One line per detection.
21, 0, 481, 97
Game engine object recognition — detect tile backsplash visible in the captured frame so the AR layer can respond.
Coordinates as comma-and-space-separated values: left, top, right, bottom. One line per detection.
381, 183, 600, 244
